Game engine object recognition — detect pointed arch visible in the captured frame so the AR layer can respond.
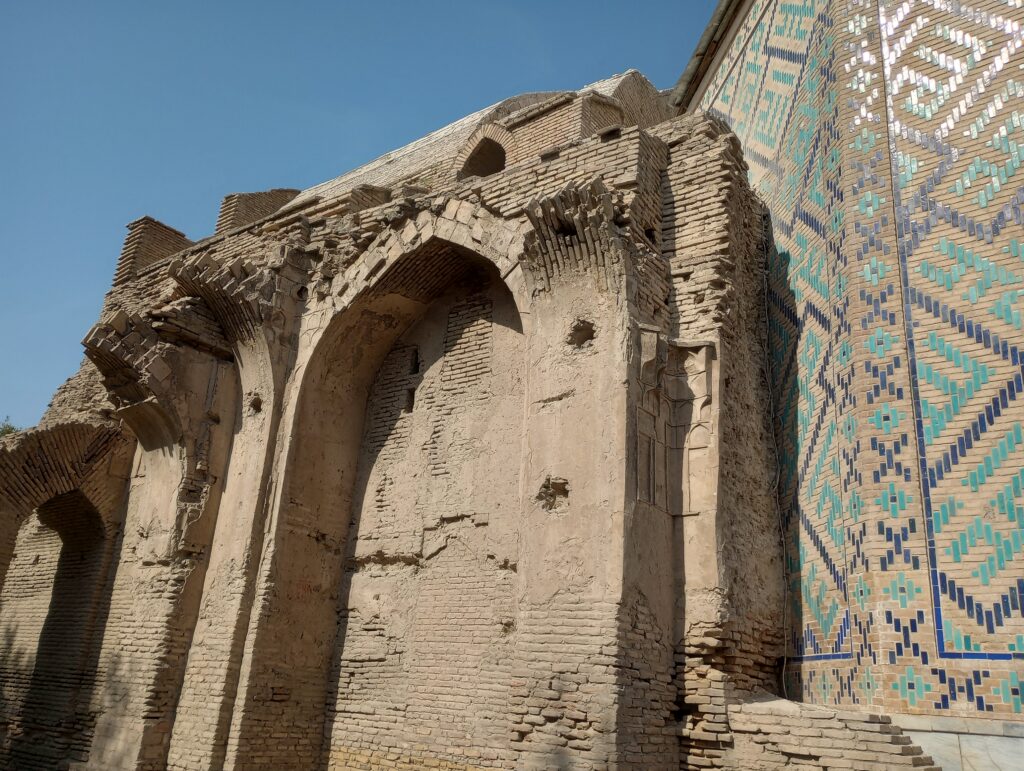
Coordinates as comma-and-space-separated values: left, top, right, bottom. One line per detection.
452, 124, 516, 181
224, 208, 530, 767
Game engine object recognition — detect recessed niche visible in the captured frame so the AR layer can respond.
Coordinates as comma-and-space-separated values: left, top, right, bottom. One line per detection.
458, 137, 506, 180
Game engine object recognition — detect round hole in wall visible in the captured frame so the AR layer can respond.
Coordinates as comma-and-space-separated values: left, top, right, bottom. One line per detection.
249, 395, 263, 414
566, 318, 596, 348
295, 285, 309, 302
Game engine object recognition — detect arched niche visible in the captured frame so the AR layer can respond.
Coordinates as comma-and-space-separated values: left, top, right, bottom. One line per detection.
453, 124, 515, 182
0, 489, 121, 770
229, 238, 528, 769
458, 136, 507, 179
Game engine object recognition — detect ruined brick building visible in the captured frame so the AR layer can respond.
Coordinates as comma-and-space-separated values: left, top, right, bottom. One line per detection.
1, 2, 1021, 770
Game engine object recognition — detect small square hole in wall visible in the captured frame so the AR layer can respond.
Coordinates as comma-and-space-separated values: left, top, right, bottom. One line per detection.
536, 477, 570, 510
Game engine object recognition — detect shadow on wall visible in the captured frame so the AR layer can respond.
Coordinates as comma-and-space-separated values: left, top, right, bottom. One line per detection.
1, 492, 124, 770
765, 237, 804, 690
0, 625, 28, 753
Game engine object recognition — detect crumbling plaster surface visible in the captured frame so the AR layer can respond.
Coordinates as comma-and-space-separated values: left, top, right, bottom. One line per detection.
0, 68, 940, 770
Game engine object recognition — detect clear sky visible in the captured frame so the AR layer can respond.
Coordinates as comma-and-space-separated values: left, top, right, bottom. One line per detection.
0, 0, 717, 428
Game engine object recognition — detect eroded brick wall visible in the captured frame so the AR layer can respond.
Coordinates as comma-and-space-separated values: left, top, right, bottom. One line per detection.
323, 274, 526, 768
0, 503, 115, 770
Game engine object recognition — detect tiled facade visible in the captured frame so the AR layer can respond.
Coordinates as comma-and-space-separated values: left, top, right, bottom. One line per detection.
693, 0, 1023, 719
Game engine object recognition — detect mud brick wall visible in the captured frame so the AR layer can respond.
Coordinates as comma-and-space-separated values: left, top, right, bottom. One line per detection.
319, 274, 526, 769
652, 109, 787, 769
0, 504, 115, 770
503, 94, 584, 164
580, 95, 626, 138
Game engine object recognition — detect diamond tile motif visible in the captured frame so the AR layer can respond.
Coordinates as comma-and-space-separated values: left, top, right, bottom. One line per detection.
699, 0, 1024, 717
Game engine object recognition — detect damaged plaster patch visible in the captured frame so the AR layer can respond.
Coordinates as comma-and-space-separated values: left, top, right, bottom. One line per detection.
534, 389, 575, 407
566, 318, 596, 348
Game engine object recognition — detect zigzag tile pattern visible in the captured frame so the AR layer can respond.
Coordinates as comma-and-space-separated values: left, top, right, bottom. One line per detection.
699, 0, 1024, 718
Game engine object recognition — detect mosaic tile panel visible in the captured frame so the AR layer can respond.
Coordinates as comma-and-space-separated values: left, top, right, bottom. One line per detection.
697, 0, 1024, 718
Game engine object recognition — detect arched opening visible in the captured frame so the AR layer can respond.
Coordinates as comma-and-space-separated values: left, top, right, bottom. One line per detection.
228, 239, 527, 769
0, 491, 118, 769
457, 137, 506, 180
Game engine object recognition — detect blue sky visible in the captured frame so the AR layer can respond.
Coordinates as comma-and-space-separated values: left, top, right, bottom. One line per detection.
0, 0, 717, 427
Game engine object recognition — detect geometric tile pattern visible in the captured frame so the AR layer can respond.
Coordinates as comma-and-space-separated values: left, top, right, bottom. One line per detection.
882, 0, 1024, 664
699, 0, 1024, 717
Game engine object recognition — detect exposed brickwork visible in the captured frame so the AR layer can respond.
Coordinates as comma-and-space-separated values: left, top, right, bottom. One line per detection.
114, 217, 194, 286
214, 189, 299, 236
727, 698, 940, 770
0, 507, 113, 770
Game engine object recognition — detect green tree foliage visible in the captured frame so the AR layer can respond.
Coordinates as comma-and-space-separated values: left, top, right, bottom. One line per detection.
0, 416, 18, 437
